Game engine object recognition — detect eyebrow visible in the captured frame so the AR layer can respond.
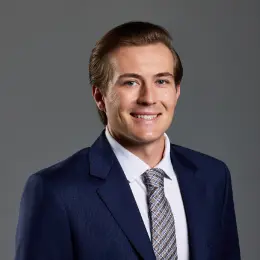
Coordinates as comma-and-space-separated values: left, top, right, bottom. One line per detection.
117, 72, 174, 80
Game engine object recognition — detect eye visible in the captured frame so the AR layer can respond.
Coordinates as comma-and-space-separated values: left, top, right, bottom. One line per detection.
156, 79, 170, 85
123, 81, 138, 87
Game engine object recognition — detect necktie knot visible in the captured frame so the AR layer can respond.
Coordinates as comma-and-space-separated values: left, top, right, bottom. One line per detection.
142, 168, 166, 189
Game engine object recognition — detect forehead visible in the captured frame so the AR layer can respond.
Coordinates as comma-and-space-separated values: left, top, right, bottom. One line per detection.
109, 43, 174, 74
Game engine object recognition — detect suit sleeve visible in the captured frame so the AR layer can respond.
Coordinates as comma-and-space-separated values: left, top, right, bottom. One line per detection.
15, 174, 73, 260
220, 164, 241, 259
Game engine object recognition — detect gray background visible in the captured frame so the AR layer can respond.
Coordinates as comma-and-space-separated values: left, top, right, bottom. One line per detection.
1, 0, 259, 259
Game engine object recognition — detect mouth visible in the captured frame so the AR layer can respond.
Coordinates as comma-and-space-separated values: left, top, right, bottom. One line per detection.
130, 113, 162, 120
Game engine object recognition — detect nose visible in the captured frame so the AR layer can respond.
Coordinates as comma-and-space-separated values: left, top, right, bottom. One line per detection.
137, 83, 156, 106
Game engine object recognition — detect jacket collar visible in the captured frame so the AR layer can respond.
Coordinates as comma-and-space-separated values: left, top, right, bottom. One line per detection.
89, 130, 210, 260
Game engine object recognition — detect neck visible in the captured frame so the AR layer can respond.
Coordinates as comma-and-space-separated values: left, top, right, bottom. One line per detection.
108, 129, 166, 168
126, 137, 165, 168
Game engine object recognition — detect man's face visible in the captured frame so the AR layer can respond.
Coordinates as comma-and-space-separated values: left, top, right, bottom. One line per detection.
94, 43, 180, 145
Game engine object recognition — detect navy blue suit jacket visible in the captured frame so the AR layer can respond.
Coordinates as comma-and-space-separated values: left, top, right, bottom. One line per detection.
15, 131, 240, 260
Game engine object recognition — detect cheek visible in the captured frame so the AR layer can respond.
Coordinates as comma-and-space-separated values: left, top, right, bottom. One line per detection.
161, 89, 177, 110
104, 89, 120, 114
105, 90, 130, 115
113, 90, 135, 109
107, 90, 120, 107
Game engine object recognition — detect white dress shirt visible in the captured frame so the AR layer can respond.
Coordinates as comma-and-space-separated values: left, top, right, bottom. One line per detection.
105, 128, 189, 260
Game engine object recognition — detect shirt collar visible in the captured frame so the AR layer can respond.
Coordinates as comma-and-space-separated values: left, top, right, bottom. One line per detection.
105, 127, 174, 183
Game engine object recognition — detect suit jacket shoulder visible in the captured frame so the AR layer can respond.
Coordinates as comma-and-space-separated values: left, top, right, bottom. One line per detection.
171, 143, 230, 187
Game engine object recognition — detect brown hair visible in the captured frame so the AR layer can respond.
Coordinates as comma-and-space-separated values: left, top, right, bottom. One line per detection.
89, 21, 183, 125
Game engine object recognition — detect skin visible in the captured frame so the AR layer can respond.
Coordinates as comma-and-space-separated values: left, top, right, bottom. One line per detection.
92, 43, 180, 167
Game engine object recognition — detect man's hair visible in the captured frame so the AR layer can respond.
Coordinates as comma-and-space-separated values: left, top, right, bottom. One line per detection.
89, 21, 183, 126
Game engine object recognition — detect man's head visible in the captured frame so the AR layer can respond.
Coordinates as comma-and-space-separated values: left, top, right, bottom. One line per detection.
90, 21, 182, 146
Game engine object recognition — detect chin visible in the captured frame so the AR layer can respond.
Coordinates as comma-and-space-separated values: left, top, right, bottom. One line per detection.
130, 130, 164, 144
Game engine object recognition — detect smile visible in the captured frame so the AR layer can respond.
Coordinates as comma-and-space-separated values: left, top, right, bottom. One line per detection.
130, 113, 161, 120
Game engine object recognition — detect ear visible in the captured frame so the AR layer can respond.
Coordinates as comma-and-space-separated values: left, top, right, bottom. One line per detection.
176, 84, 181, 100
92, 86, 106, 111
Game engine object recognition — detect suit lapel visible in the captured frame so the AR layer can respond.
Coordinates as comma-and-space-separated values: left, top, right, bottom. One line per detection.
89, 131, 156, 260
170, 146, 211, 260
89, 131, 212, 260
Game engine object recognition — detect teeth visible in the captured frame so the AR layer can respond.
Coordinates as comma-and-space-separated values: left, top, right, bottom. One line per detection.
134, 115, 158, 120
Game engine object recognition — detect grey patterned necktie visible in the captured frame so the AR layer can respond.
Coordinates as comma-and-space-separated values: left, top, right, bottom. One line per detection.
143, 168, 178, 260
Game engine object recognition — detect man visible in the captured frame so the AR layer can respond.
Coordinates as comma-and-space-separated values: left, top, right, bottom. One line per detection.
15, 21, 241, 260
